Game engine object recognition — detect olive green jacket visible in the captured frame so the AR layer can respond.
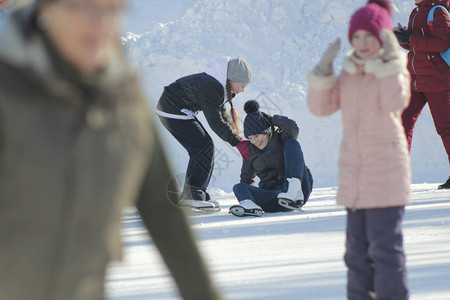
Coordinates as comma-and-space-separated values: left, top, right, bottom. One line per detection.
0, 8, 220, 300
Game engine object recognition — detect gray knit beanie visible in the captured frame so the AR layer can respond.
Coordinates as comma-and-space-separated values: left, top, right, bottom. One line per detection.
227, 57, 252, 84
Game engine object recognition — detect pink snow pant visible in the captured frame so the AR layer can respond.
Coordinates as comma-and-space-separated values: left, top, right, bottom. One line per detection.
402, 90, 450, 166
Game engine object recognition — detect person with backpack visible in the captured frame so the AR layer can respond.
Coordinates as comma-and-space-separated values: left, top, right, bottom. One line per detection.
156, 56, 252, 211
394, 0, 450, 189
229, 100, 313, 217
307, 0, 411, 298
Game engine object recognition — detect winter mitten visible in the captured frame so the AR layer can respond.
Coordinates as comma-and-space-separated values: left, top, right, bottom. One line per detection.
380, 29, 402, 62
393, 26, 410, 46
366, 29, 407, 78
236, 139, 250, 161
313, 39, 341, 76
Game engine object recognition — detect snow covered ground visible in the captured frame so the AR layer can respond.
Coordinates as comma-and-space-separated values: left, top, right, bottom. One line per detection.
106, 184, 450, 300
106, 0, 450, 299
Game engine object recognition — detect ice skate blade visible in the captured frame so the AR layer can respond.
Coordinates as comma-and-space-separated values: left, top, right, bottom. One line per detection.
190, 206, 221, 214
229, 205, 263, 217
278, 198, 304, 210
178, 200, 220, 214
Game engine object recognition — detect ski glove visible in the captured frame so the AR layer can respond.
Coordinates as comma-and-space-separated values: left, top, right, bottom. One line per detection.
313, 39, 341, 76
380, 29, 402, 61
393, 27, 410, 45
236, 139, 251, 162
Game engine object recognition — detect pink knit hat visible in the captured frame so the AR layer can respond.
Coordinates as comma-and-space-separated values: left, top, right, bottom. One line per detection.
348, 0, 393, 44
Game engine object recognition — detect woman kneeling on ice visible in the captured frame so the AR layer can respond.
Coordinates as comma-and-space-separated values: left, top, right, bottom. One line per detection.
230, 100, 313, 217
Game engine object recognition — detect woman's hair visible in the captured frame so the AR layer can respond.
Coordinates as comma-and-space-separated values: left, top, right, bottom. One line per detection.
226, 80, 240, 134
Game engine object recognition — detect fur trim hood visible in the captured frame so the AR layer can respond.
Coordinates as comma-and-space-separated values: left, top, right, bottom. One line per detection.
342, 51, 408, 78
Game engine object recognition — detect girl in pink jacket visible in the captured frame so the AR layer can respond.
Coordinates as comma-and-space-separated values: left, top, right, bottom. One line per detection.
307, 0, 411, 299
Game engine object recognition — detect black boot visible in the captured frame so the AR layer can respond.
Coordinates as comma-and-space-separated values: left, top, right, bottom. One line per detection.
438, 177, 450, 189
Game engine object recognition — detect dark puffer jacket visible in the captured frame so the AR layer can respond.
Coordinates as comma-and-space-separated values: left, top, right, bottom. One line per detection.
240, 115, 300, 189
401, 0, 450, 92
157, 73, 241, 146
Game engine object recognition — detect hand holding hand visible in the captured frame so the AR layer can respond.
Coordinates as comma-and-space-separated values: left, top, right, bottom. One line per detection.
236, 139, 250, 162
314, 39, 341, 76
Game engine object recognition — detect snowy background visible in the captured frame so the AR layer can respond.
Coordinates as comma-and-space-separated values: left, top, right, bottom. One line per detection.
120, 0, 448, 191
106, 0, 450, 299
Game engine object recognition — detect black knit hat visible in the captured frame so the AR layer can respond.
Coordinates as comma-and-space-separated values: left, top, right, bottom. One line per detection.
243, 100, 272, 138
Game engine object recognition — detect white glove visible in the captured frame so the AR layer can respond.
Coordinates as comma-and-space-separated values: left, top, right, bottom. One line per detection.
314, 39, 341, 76
380, 29, 401, 62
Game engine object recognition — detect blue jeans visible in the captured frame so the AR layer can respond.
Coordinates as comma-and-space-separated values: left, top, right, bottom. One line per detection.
345, 207, 408, 300
233, 139, 313, 212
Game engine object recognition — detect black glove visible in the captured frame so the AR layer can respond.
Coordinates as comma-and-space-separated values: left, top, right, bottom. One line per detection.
393, 27, 411, 45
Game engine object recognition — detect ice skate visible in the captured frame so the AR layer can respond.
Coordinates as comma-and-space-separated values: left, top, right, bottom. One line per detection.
229, 199, 264, 217
438, 177, 450, 190
277, 178, 304, 210
178, 199, 219, 213
207, 199, 221, 210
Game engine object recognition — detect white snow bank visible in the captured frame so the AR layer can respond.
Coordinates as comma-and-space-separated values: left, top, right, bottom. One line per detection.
121, 0, 448, 191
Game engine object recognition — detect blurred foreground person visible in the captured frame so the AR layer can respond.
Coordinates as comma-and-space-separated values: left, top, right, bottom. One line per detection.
0, 0, 16, 31
0, 0, 221, 299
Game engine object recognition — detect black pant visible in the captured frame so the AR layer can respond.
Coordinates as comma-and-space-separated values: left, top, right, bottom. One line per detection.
158, 116, 214, 201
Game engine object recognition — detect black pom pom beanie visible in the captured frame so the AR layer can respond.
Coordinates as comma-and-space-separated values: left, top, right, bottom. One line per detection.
243, 100, 272, 138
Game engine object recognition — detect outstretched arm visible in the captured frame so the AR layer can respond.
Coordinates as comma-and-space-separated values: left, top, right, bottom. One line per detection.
307, 39, 342, 116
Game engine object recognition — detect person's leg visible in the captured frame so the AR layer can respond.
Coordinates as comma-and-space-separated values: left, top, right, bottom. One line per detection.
233, 183, 288, 212
345, 209, 375, 300
304, 167, 314, 202
402, 91, 427, 152
426, 90, 450, 167
231, 183, 265, 216
249, 185, 290, 212
158, 116, 214, 201
284, 139, 313, 202
278, 139, 312, 207
284, 138, 304, 179
366, 207, 408, 300
233, 182, 256, 202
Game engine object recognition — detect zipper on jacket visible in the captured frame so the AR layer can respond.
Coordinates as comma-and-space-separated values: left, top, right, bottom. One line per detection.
351, 74, 364, 209
411, 10, 419, 91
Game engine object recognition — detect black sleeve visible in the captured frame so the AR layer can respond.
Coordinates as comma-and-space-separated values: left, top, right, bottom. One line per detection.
136, 127, 222, 300
271, 115, 299, 140
197, 81, 241, 146
240, 160, 255, 185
